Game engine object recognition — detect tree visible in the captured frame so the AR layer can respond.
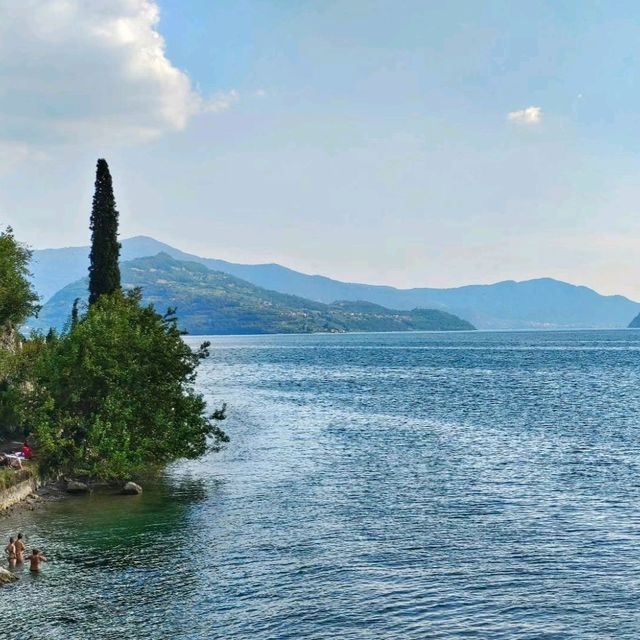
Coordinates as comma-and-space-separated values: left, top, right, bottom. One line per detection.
12, 161, 227, 477
28, 290, 227, 479
0, 226, 39, 329
88, 159, 121, 305
71, 297, 80, 327
0, 226, 39, 436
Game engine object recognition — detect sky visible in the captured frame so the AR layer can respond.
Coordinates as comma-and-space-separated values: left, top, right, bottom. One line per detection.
2, 1, 640, 297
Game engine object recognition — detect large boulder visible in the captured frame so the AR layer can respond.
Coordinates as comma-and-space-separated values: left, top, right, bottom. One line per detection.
122, 482, 142, 495
66, 480, 89, 494
0, 568, 18, 584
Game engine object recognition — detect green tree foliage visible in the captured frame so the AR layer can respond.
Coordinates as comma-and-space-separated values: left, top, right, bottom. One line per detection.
0, 226, 39, 436
28, 290, 227, 479
88, 159, 121, 305
70, 297, 80, 327
0, 337, 44, 437
0, 226, 39, 328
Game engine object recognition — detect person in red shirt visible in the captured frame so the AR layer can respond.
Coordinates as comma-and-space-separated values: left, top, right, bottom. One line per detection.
20, 442, 32, 460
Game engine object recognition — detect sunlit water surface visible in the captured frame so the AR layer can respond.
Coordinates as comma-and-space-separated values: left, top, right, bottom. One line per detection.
3, 330, 640, 639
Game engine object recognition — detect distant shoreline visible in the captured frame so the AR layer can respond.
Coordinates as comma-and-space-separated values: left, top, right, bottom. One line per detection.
185, 326, 636, 338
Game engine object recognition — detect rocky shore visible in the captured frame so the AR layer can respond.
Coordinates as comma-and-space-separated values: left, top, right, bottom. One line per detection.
0, 567, 18, 584
0, 477, 144, 523
0, 480, 67, 520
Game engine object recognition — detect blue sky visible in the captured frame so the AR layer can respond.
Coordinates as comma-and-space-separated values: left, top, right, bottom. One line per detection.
1, 1, 640, 297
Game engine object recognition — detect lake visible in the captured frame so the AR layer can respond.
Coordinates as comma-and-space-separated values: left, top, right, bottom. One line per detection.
2, 330, 640, 639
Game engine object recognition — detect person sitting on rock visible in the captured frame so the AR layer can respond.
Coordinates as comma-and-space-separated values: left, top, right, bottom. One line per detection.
20, 441, 32, 460
5, 537, 16, 568
28, 549, 46, 573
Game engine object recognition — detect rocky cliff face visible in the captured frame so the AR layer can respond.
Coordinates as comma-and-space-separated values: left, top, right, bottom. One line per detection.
0, 324, 20, 355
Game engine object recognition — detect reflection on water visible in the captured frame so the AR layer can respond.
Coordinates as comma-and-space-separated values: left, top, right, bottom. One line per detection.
2, 330, 640, 639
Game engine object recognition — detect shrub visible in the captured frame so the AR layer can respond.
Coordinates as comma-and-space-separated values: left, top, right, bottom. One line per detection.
0, 465, 34, 492
27, 290, 227, 479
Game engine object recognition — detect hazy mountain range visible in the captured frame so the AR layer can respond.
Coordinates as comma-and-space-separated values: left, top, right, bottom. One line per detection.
30, 235, 640, 331
31, 253, 474, 334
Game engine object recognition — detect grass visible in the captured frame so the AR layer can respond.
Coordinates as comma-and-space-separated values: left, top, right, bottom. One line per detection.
0, 464, 35, 492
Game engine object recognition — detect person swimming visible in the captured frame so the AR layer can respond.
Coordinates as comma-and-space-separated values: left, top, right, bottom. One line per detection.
14, 533, 25, 563
5, 537, 16, 568
28, 548, 46, 573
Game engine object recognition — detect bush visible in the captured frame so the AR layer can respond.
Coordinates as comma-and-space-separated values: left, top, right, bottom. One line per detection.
0, 465, 34, 492
27, 290, 227, 479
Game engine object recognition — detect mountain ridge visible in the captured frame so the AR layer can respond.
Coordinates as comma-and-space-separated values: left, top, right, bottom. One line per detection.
31, 235, 640, 330
30, 253, 475, 335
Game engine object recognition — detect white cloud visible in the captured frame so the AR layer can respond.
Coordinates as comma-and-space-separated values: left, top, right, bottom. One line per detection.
507, 106, 542, 125
204, 90, 240, 113
0, 0, 237, 147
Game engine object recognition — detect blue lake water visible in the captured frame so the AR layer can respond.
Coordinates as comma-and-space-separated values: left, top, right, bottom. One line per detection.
3, 330, 640, 639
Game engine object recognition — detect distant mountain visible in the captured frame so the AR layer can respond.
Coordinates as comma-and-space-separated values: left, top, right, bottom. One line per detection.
31, 235, 640, 330
30, 253, 475, 335
628, 313, 640, 328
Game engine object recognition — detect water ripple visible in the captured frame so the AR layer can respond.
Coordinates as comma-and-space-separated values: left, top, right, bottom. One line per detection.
3, 330, 640, 638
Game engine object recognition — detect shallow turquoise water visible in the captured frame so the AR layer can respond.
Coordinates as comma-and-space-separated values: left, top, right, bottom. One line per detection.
3, 330, 640, 639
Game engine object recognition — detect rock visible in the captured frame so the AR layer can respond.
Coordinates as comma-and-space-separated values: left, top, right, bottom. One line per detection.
0, 325, 21, 355
66, 480, 89, 494
0, 568, 18, 584
122, 481, 142, 495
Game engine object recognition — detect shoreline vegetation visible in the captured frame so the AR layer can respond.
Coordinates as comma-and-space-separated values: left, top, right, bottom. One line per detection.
0, 160, 228, 519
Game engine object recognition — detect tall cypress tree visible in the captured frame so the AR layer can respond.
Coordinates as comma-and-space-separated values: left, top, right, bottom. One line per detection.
88, 159, 121, 305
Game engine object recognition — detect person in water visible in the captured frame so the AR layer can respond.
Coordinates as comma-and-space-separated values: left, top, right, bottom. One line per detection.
28, 549, 46, 572
5, 537, 16, 567
14, 533, 25, 563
